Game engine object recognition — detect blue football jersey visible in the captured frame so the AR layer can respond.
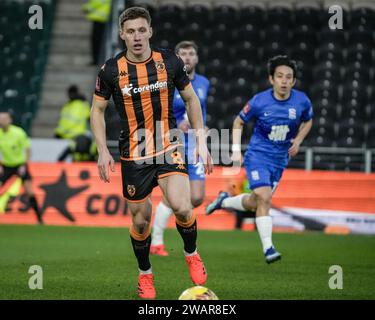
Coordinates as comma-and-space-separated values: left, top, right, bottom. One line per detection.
173, 73, 210, 161
239, 88, 313, 168
173, 73, 209, 127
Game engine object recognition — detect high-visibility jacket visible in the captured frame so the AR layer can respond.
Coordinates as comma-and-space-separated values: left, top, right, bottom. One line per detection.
55, 99, 91, 140
83, 0, 111, 23
0, 125, 30, 167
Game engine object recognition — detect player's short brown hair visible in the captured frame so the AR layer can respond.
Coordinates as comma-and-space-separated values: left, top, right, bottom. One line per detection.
175, 41, 199, 55
118, 7, 151, 30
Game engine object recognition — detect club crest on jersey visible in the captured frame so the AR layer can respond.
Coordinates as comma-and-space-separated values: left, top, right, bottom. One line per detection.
127, 185, 136, 197
242, 103, 250, 115
155, 60, 165, 73
289, 108, 296, 119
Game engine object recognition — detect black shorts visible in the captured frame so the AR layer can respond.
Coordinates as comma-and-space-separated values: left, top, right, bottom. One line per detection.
0, 164, 32, 185
121, 147, 188, 202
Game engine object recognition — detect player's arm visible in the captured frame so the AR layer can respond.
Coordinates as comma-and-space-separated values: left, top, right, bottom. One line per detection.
288, 119, 313, 157
90, 96, 115, 182
179, 85, 213, 174
231, 116, 245, 165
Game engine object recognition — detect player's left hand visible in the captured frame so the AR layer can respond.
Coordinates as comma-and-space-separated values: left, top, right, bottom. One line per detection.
288, 138, 302, 157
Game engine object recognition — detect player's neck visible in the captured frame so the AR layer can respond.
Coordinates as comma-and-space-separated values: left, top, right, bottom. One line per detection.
273, 90, 291, 101
126, 47, 152, 63
188, 70, 196, 80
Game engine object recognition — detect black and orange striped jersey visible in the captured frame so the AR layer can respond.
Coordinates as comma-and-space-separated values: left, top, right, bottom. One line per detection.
94, 48, 191, 161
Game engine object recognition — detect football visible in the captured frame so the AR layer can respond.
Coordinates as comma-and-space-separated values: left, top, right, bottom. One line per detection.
178, 286, 219, 300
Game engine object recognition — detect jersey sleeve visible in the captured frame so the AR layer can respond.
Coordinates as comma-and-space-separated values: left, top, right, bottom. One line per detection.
172, 54, 191, 91
239, 95, 259, 123
301, 95, 314, 122
94, 62, 114, 100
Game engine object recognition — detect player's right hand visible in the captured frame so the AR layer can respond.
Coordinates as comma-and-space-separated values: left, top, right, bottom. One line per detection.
178, 119, 191, 133
97, 150, 115, 183
231, 151, 243, 166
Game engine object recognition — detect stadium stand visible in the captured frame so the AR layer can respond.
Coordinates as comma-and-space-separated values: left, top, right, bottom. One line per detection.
113, 0, 374, 172
1, 0, 373, 172
0, 0, 56, 133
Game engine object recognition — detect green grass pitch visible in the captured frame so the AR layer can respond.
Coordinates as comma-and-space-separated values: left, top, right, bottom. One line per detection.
0, 225, 374, 300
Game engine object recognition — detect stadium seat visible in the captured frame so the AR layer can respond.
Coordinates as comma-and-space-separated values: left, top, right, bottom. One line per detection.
211, 4, 238, 28
308, 134, 335, 147
236, 24, 262, 45
267, 6, 294, 26
344, 65, 372, 84
347, 53, 373, 68
350, 6, 375, 29
157, 3, 183, 25
294, 6, 321, 29
232, 41, 259, 61
319, 29, 347, 48
336, 136, 364, 148
185, 3, 210, 27
310, 123, 336, 141
310, 84, 339, 103
317, 43, 345, 61
341, 86, 368, 106
238, 4, 266, 27
366, 125, 375, 148
229, 63, 257, 81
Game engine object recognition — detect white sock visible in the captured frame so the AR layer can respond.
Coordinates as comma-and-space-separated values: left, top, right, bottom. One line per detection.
139, 267, 152, 275
184, 249, 197, 257
151, 201, 173, 246
221, 194, 247, 211
255, 216, 273, 253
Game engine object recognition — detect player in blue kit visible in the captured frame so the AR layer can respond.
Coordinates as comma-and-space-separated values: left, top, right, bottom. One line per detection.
206, 55, 313, 263
151, 41, 210, 256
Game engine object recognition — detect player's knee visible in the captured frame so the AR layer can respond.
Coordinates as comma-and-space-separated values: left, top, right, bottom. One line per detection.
191, 195, 204, 208
243, 194, 257, 211
132, 214, 151, 234
255, 191, 272, 207
172, 201, 191, 222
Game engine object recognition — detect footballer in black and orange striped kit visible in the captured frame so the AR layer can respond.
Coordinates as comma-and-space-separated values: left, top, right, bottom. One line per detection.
94, 47, 190, 161
90, 6, 213, 299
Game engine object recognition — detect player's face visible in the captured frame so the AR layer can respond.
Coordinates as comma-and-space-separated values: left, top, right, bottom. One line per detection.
0, 113, 11, 129
120, 17, 152, 59
269, 65, 296, 98
177, 47, 198, 73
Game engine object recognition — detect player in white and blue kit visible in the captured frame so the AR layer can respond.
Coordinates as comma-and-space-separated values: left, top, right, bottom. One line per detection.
206, 56, 313, 263
151, 41, 210, 256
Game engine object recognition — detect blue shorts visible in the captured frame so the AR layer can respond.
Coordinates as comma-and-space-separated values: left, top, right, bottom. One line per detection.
244, 160, 284, 193
188, 160, 205, 181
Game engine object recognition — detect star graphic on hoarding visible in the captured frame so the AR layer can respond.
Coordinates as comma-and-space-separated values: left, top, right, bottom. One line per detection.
39, 170, 89, 222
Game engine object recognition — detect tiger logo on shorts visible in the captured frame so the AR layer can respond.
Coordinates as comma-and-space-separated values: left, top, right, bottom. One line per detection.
127, 185, 136, 197
171, 151, 185, 170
